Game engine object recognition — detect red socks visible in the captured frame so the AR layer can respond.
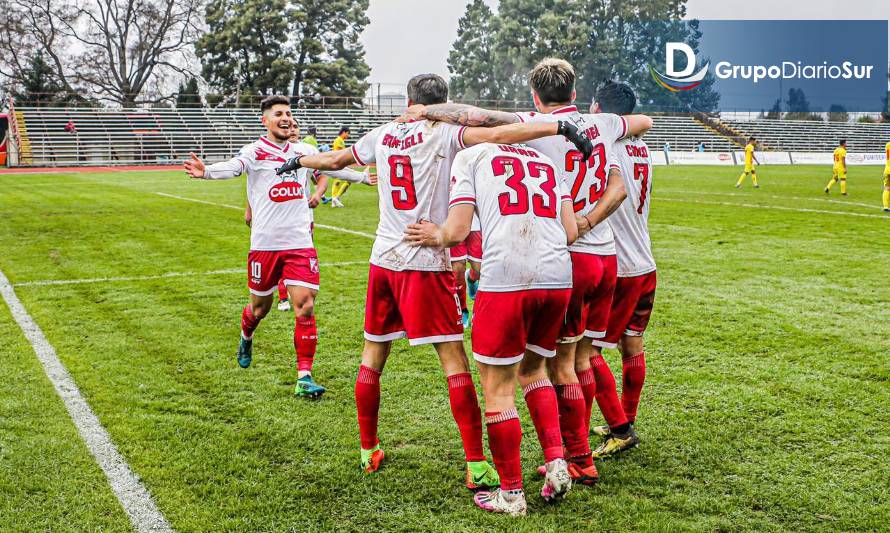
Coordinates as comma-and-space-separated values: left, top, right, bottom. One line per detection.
278, 280, 288, 301
590, 354, 628, 429
556, 383, 592, 467
468, 268, 480, 282
577, 367, 596, 431
621, 351, 646, 423
446, 373, 485, 462
355, 365, 381, 450
294, 316, 318, 373
522, 379, 563, 462
241, 305, 261, 339
485, 409, 523, 490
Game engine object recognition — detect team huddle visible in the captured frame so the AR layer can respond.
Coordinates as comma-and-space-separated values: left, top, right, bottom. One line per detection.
184, 57, 658, 516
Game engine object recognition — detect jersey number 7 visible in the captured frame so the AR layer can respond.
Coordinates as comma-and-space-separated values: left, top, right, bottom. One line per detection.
633, 163, 649, 214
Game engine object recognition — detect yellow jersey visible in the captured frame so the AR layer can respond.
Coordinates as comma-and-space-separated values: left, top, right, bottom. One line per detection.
833, 146, 846, 170
884, 142, 890, 173
332, 136, 347, 151
744, 144, 755, 168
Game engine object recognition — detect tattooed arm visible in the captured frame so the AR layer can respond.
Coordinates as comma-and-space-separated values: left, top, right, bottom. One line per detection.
401, 103, 520, 127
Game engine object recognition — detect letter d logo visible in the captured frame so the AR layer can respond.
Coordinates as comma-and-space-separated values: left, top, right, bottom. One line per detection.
666, 42, 696, 77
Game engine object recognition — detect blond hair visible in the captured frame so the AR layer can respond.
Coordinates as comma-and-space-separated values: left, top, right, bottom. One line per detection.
528, 58, 575, 105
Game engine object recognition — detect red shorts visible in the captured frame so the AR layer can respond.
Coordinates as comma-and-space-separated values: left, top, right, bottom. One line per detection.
472, 289, 571, 365
559, 252, 618, 342
594, 271, 657, 349
248, 248, 320, 296
449, 231, 483, 263
364, 264, 464, 345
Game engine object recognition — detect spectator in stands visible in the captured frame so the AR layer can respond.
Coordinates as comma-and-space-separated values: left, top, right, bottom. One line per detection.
697, 141, 706, 152
303, 126, 318, 148
329, 126, 352, 208
663, 141, 670, 155
64, 119, 77, 134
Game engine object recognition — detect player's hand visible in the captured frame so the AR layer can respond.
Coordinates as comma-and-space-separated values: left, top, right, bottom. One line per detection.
576, 214, 592, 236
404, 220, 443, 247
395, 104, 426, 123
308, 192, 323, 208
184, 152, 205, 179
276, 156, 303, 175
557, 120, 593, 161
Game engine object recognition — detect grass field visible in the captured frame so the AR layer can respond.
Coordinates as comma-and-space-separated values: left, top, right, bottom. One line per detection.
1, 164, 888, 532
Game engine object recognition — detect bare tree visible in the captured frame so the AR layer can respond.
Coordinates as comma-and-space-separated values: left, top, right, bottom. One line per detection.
0, 0, 201, 106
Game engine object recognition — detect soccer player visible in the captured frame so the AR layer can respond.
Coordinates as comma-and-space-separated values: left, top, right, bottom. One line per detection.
302, 126, 319, 148
404, 141, 580, 516
825, 140, 848, 195
275, 73, 593, 487
404, 60, 653, 483
329, 126, 351, 207
183, 95, 371, 398
736, 137, 760, 188
586, 83, 657, 459
882, 140, 890, 212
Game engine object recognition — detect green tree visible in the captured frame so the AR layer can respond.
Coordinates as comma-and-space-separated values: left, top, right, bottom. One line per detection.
447, 0, 502, 102
11, 51, 67, 106
176, 77, 202, 108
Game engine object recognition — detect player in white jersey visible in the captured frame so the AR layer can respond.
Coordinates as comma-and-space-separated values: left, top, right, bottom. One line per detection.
586, 82, 657, 459
404, 58, 652, 483
275, 73, 594, 487
405, 142, 579, 516
183, 96, 372, 399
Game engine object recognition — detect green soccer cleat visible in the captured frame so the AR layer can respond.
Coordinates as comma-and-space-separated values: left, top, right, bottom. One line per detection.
466, 460, 500, 491
592, 428, 640, 460
361, 444, 385, 473
295, 375, 326, 399
236, 336, 253, 368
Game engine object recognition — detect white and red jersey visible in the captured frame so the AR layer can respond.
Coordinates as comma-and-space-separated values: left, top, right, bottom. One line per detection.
204, 137, 318, 251
610, 137, 656, 277
352, 120, 467, 271
449, 143, 572, 292
515, 106, 628, 256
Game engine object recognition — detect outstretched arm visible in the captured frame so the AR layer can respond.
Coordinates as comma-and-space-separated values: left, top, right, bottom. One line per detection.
576, 168, 626, 235
403, 204, 474, 249
278, 148, 356, 174
184, 152, 245, 180
402, 103, 520, 127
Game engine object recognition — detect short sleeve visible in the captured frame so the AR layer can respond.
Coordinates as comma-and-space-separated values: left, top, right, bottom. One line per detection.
449, 150, 477, 207
515, 111, 547, 124
438, 122, 469, 152
602, 113, 629, 143
351, 125, 384, 166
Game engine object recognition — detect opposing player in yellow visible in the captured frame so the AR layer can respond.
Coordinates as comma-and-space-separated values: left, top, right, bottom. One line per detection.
329, 126, 351, 208
882, 141, 890, 212
824, 140, 847, 196
736, 137, 760, 188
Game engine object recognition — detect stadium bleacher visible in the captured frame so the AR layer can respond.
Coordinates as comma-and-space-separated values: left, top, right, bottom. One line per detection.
8, 104, 890, 167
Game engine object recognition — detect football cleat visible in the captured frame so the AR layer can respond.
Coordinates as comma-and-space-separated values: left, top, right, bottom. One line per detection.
461, 309, 471, 328
735, 184, 741, 189
465, 269, 479, 300
295, 375, 326, 399
842, 192, 848, 196
361, 444, 385, 473
590, 424, 610, 438
592, 428, 640, 459
824, 188, 830, 194
466, 460, 500, 491
754, 184, 760, 188
473, 489, 527, 516
236, 336, 253, 368
321, 195, 331, 204
277, 298, 291, 312
331, 197, 345, 208
883, 208, 890, 212
540, 458, 572, 502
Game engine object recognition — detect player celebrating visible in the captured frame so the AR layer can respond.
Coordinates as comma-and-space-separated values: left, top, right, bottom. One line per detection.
275, 73, 593, 488
882, 140, 889, 212
736, 137, 760, 188
183, 95, 371, 399
403, 60, 653, 483
825, 139, 848, 195
404, 141, 580, 516
586, 83, 657, 458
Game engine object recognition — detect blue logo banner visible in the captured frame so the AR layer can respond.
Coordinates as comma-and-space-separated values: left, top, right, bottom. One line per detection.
648, 20, 888, 112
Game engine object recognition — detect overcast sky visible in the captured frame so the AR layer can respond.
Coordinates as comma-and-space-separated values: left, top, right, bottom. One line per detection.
360, 0, 890, 93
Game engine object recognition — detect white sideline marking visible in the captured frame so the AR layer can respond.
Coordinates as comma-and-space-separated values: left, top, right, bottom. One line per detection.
13, 261, 368, 288
656, 197, 888, 219
154, 192, 376, 239
668, 189, 881, 210
0, 268, 173, 533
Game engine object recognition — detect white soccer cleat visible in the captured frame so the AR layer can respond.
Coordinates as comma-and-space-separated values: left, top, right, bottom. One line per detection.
473, 488, 527, 516
331, 197, 344, 208
540, 458, 572, 502
277, 299, 291, 311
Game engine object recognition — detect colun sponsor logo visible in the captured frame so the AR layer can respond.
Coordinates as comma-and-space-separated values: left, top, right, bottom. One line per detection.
714, 61, 874, 83
268, 181, 305, 202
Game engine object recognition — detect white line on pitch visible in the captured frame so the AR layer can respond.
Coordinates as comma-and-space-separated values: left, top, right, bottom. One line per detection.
13, 261, 368, 288
154, 192, 376, 239
655, 197, 888, 219
0, 268, 173, 533
667, 189, 880, 210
